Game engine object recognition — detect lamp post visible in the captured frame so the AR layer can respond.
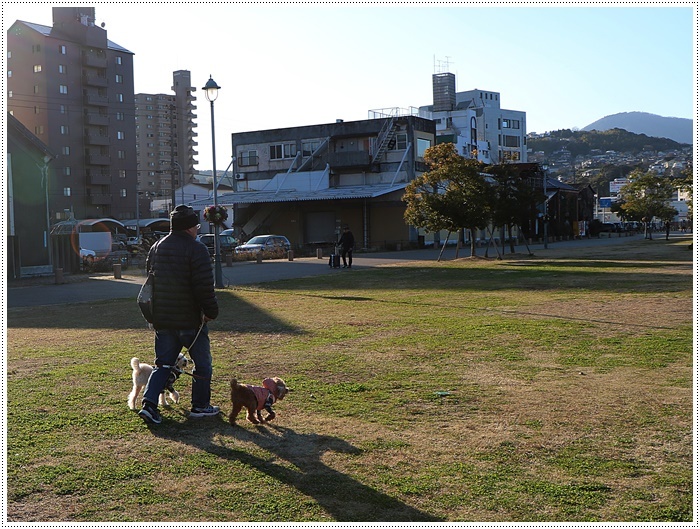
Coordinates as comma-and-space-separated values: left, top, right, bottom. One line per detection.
203, 75, 224, 288
173, 161, 184, 205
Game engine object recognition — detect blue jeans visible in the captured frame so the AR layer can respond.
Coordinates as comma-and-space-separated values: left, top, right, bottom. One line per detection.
143, 325, 212, 409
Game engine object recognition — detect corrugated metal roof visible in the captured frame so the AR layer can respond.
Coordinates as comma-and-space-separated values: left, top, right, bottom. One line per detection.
189, 184, 408, 207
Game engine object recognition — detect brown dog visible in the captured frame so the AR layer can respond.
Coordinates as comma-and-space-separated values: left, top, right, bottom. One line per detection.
229, 377, 291, 425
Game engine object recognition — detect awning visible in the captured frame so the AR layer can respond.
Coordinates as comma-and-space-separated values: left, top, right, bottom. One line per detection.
188, 183, 409, 207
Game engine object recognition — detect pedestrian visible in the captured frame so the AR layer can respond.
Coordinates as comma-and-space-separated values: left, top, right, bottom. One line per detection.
138, 205, 220, 425
665, 221, 671, 240
338, 226, 355, 269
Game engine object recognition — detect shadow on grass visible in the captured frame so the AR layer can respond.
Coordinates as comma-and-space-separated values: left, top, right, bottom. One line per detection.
150, 418, 443, 522
6, 292, 305, 334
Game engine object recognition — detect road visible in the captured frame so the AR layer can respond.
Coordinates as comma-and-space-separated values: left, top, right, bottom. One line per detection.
7, 233, 649, 309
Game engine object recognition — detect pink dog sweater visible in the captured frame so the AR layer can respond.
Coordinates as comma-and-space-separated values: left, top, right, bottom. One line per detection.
250, 378, 280, 411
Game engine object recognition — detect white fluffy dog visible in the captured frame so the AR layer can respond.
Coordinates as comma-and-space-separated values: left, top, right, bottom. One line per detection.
128, 354, 190, 410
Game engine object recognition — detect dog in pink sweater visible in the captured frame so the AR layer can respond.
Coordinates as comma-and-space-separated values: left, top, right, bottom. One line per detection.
229, 377, 291, 425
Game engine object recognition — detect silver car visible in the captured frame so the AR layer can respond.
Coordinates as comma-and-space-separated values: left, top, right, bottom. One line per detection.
235, 235, 291, 255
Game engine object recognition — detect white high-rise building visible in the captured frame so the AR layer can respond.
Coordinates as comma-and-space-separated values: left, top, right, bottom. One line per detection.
419, 72, 527, 164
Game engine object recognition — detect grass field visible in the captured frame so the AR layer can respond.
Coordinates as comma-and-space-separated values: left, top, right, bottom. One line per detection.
6, 237, 694, 522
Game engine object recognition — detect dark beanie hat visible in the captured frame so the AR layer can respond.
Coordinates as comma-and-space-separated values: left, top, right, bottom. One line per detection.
170, 205, 199, 231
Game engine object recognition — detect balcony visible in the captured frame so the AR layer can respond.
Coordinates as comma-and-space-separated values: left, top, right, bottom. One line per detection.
84, 94, 109, 106
84, 113, 109, 126
83, 73, 108, 87
89, 193, 112, 205
85, 133, 110, 146
83, 53, 107, 68
86, 154, 110, 165
328, 151, 371, 168
87, 170, 111, 185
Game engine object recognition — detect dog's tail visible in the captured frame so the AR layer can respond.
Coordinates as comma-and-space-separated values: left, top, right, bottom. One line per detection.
130, 357, 141, 371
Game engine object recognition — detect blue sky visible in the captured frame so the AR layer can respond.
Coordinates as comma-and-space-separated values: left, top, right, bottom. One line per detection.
3, 3, 695, 170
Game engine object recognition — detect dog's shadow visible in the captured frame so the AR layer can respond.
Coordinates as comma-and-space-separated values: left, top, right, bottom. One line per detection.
151, 417, 443, 522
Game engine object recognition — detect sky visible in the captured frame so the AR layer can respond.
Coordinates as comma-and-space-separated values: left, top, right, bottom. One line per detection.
3, 2, 695, 171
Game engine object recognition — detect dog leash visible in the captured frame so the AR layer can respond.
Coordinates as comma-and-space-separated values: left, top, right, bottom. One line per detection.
160, 321, 209, 379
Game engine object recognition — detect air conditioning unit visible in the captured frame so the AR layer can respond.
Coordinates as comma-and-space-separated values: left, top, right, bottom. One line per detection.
234, 173, 246, 180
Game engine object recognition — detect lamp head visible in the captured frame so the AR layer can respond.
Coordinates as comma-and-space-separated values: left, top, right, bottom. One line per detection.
203, 75, 221, 102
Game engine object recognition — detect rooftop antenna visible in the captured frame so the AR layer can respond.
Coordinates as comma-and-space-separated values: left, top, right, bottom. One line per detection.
434, 55, 452, 74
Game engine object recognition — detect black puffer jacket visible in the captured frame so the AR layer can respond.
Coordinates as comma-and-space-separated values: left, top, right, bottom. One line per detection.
147, 231, 219, 330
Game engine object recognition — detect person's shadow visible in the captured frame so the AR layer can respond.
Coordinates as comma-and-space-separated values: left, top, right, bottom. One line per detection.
152, 417, 444, 522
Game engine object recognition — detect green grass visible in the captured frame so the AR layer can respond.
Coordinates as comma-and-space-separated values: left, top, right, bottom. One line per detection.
6, 237, 693, 522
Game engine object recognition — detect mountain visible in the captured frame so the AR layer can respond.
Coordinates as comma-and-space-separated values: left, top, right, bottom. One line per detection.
581, 112, 692, 145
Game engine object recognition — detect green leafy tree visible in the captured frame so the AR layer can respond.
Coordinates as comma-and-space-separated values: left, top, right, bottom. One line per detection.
403, 143, 493, 257
611, 169, 678, 239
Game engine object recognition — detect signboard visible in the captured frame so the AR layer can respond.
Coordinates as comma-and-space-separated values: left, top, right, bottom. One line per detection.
609, 179, 629, 194
599, 197, 613, 208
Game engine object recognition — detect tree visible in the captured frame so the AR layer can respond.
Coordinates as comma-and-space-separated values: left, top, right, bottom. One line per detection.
403, 143, 493, 257
484, 163, 543, 254
611, 169, 678, 239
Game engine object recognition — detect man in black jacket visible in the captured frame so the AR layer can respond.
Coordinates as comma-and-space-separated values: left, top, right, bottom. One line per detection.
139, 205, 220, 425
338, 226, 355, 269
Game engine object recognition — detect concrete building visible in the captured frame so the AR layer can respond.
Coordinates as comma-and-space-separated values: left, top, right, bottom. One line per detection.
419, 72, 527, 164
7, 7, 137, 221
190, 114, 436, 248
135, 70, 198, 218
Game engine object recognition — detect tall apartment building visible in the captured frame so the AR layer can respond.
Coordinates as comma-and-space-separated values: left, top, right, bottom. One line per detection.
7, 6, 137, 221
419, 72, 527, 164
135, 70, 198, 218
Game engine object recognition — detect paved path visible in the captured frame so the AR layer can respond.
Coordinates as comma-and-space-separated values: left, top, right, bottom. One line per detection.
7, 233, 651, 309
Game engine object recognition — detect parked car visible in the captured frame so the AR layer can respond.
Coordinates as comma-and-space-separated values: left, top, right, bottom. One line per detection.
196, 234, 238, 253
220, 229, 236, 237
235, 235, 291, 255
80, 247, 96, 266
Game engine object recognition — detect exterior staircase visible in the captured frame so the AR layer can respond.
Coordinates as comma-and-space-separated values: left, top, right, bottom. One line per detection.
371, 117, 397, 164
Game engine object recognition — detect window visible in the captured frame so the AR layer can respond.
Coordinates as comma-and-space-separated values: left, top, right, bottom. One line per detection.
301, 141, 319, 157
117, 131, 125, 140
63, 187, 71, 197
115, 56, 122, 65
119, 170, 126, 178
7, 70, 11, 77
118, 150, 126, 159
6, 51, 10, 59
63, 167, 71, 176
416, 138, 432, 158
62, 146, 70, 155
35, 126, 44, 135
33, 65, 42, 73
8, 91, 12, 98
503, 135, 520, 148
120, 189, 127, 198
32, 44, 41, 53
60, 125, 69, 135
270, 143, 297, 160
115, 74, 123, 83
59, 104, 66, 114
116, 112, 124, 121
59, 45, 66, 54
394, 133, 408, 151
59, 85, 68, 94
34, 106, 40, 114
239, 150, 258, 166
117, 93, 124, 102
34, 85, 40, 94
58, 64, 66, 74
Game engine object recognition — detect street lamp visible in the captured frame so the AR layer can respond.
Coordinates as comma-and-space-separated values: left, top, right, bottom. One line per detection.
203, 75, 224, 288
172, 161, 184, 205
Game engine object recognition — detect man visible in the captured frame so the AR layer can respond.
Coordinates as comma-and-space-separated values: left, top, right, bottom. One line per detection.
138, 205, 220, 425
338, 226, 355, 269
